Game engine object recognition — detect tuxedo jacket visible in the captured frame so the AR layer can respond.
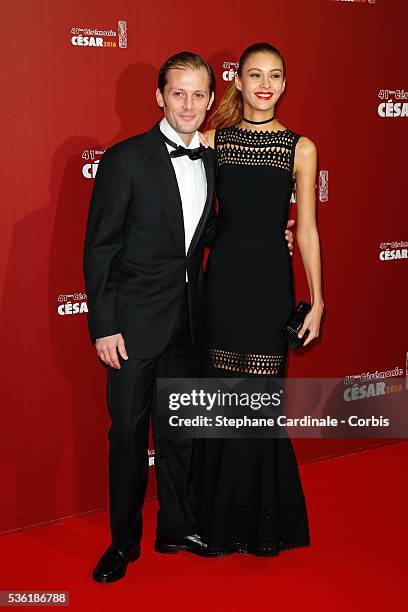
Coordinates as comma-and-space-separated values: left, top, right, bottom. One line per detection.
83, 122, 218, 359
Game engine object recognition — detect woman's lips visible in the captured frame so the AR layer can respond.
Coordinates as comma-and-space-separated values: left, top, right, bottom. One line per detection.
255, 92, 273, 100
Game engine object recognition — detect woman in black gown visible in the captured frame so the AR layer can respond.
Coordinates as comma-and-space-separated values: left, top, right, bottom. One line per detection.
194, 43, 324, 556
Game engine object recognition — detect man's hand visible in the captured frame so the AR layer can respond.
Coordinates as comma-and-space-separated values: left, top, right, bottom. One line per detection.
285, 218, 295, 255
95, 333, 128, 369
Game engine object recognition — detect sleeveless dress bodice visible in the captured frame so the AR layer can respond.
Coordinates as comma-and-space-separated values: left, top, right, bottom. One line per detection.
204, 125, 301, 375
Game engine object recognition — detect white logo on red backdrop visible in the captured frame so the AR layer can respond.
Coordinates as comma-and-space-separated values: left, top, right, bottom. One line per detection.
70, 20, 127, 49
345, 365, 404, 387
82, 149, 105, 179
57, 293, 88, 316
406, 353, 408, 392
318, 170, 328, 202
343, 362, 404, 402
378, 90, 408, 118
222, 61, 239, 82
379, 241, 408, 262
148, 449, 155, 467
331, 0, 375, 4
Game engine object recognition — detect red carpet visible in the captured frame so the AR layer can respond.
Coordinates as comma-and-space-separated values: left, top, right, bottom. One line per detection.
1, 442, 406, 611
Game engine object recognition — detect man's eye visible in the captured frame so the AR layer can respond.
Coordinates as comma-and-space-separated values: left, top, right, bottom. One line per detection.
174, 92, 183, 96
195, 93, 205, 98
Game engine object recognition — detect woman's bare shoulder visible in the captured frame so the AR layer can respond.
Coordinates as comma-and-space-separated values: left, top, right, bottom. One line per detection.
296, 135, 317, 156
203, 129, 216, 149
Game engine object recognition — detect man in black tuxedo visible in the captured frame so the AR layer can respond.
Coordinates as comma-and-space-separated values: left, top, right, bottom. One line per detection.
84, 51, 294, 583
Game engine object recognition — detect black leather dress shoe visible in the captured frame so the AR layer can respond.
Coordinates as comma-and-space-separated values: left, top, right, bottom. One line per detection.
154, 533, 226, 557
92, 544, 141, 583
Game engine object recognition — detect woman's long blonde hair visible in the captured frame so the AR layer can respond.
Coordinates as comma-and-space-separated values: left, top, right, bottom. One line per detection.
210, 43, 286, 129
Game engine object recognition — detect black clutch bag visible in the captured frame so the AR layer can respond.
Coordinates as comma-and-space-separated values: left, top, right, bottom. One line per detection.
284, 301, 312, 350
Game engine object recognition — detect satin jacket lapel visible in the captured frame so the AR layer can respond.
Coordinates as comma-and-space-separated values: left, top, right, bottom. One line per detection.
141, 124, 185, 254
187, 147, 215, 258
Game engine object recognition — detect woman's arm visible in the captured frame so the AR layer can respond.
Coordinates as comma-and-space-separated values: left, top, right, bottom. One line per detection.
293, 136, 324, 346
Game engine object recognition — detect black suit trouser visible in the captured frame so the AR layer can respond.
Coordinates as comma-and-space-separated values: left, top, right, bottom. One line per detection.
106, 286, 199, 548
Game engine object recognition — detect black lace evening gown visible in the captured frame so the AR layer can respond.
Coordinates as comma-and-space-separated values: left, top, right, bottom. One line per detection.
193, 126, 311, 556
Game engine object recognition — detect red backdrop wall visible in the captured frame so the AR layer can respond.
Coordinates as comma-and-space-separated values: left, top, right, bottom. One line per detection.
1, 0, 407, 533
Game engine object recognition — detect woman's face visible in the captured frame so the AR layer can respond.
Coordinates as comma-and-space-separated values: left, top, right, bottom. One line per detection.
235, 51, 286, 113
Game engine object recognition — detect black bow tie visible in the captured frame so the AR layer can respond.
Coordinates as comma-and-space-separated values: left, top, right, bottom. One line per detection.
162, 133, 205, 161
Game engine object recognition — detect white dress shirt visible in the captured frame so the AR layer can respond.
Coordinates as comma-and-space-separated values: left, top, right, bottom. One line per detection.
159, 118, 207, 281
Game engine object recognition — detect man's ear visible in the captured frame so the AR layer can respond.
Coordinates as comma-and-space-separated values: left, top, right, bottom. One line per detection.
207, 91, 215, 111
156, 87, 165, 109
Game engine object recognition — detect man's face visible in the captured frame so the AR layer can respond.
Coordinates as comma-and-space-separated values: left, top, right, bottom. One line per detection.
156, 66, 214, 143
